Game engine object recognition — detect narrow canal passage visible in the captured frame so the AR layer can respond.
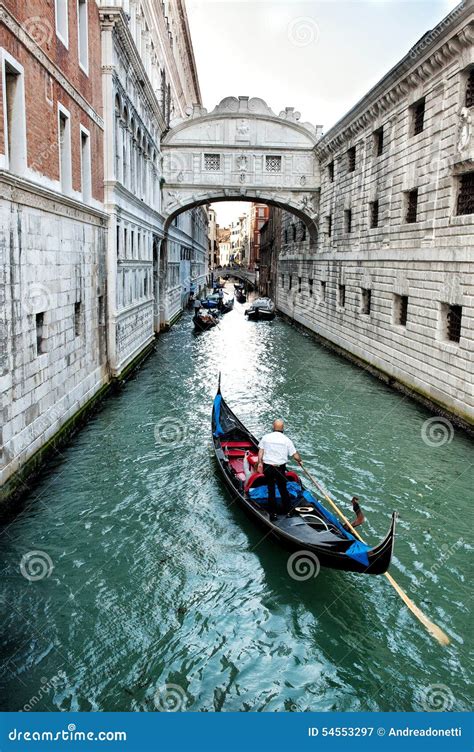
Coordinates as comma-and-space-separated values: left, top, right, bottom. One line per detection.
1, 290, 472, 712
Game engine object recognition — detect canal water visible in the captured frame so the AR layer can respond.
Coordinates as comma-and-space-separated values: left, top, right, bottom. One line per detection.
1, 288, 472, 712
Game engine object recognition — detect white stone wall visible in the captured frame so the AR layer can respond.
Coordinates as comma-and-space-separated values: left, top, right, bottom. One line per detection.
0, 179, 107, 485
275, 6, 474, 424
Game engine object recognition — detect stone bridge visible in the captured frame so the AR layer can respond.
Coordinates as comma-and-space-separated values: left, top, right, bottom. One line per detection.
161, 96, 322, 242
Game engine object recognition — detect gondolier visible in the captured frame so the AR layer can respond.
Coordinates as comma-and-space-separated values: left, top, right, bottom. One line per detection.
257, 419, 302, 521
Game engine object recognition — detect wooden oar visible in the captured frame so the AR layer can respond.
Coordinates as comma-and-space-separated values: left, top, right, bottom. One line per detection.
299, 462, 450, 647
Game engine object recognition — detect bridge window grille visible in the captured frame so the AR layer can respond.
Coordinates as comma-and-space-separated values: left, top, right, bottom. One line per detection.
405, 189, 418, 223
374, 126, 384, 156
411, 97, 425, 136
347, 146, 356, 172
361, 288, 371, 315
344, 209, 352, 233
466, 68, 474, 108
338, 284, 346, 308
265, 155, 282, 172
328, 161, 334, 182
456, 172, 474, 215
393, 294, 408, 326
369, 200, 379, 228
204, 153, 221, 171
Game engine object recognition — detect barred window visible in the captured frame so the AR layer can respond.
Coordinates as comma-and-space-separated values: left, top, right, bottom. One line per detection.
338, 284, 346, 308
374, 126, 384, 156
361, 288, 371, 315
456, 172, 474, 215
344, 209, 352, 233
204, 153, 221, 171
347, 146, 356, 172
298, 277, 302, 294
288, 274, 292, 291
405, 189, 418, 223
370, 200, 379, 228
320, 281, 326, 302
265, 155, 282, 172
393, 294, 408, 326
309, 278, 313, 296
465, 68, 474, 108
411, 98, 425, 136
328, 161, 334, 182
447, 305, 462, 343
326, 214, 332, 237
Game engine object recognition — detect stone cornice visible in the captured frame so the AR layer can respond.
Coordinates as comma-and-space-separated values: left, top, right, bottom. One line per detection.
316, 5, 474, 162
0, 171, 108, 225
0, 4, 104, 129
99, 7, 166, 133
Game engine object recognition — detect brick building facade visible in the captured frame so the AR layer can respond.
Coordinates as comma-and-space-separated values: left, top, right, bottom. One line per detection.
1, 0, 108, 491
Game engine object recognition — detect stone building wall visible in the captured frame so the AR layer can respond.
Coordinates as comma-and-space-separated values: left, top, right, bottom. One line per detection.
1, 0, 108, 489
275, 3, 474, 424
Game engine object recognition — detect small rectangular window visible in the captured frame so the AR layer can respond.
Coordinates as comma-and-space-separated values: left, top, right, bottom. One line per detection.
344, 209, 352, 233
326, 215, 332, 237
411, 97, 425, 136
80, 128, 91, 202
298, 277, 302, 294
289, 274, 292, 291
74, 301, 81, 337
59, 107, 72, 193
347, 146, 356, 172
116, 224, 120, 257
309, 278, 313, 296
456, 172, 474, 216
405, 189, 418, 223
55, 0, 69, 47
393, 294, 408, 326
466, 68, 474, 108
374, 126, 384, 156
4, 58, 27, 175
36, 312, 45, 355
280, 274, 284, 287
204, 153, 221, 171
320, 281, 326, 302
361, 288, 371, 315
265, 155, 282, 172
328, 161, 334, 182
338, 284, 346, 308
441, 303, 462, 343
77, 0, 89, 72
370, 200, 379, 228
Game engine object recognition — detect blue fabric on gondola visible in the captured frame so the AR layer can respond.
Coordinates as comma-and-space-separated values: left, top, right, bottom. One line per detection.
345, 541, 370, 567
301, 490, 371, 565
213, 395, 224, 436
249, 481, 302, 504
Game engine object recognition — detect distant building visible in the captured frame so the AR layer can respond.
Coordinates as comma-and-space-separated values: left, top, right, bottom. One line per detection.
230, 212, 250, 264
217, 227, 231, 266
208, 207, 218, 270
249, 203, 269, 270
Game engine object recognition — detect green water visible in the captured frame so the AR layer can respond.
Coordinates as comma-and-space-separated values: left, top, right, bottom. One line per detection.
1, 293, 472, 712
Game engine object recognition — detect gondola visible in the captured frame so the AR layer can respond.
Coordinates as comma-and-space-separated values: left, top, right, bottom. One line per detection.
234, 284, 247, 303
193, 309, 218, 332
220, 297, 234, 314
211, 383, 396, 575
245, 297, 276, 320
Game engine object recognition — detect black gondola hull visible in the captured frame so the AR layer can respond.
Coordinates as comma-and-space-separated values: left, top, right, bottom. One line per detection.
212, 393, 396, 575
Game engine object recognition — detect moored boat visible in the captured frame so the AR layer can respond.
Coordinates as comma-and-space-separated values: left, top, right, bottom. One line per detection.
211, 384, 396, 575
245, 297, 276, 320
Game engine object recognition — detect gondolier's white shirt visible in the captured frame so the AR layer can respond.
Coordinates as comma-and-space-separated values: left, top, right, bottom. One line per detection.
258, 431, 296, 466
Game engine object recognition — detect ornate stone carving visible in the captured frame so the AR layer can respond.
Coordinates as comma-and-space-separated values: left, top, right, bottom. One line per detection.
457, 107, 472, 153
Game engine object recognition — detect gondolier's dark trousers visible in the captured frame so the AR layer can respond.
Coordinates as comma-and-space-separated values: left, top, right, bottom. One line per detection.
263, 463, 291, 516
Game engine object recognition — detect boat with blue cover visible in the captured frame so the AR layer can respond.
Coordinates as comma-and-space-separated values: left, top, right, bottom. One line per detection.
212, 383, 396, 575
